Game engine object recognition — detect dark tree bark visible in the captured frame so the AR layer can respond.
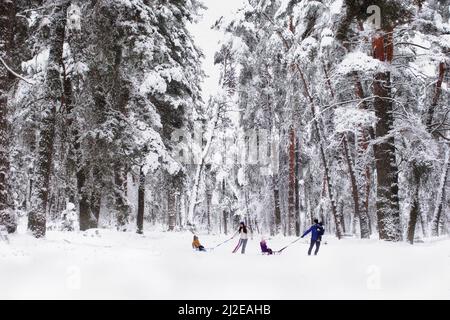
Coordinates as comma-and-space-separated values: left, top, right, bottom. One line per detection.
426, 62, 446, 131
294, 138, 301, 236
114, 163, 129, 231
77, 166, 94, 230
431, 152, 449, 236
407, 165, 422, 244
110, 41, 130, 231
136, 167, 145, 234
0, 0, 16, 233
65, 75, 93, 230
273, 179, 281, 235
90, 166, 101, 224
342, 134, 370, 238
29, 2, 70, 238
372, 32, 401, 241
287, 127, 296, 236
223, 210, 228, 235
408, 61, 446, 242
206, 192, 212, 233
205, 166, 213, 233
352, 71, 373, 238
64, 27, 97, 231
167, 177, 176, 231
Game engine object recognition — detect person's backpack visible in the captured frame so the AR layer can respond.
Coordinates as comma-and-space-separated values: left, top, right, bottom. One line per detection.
317, 225, 325, 236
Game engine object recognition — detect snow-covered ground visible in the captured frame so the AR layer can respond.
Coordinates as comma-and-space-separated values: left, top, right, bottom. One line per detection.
1, 228, 449, 300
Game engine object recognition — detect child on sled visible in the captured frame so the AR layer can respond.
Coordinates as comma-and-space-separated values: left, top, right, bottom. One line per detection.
192, 235, 206, 252
260, 237, 273, 255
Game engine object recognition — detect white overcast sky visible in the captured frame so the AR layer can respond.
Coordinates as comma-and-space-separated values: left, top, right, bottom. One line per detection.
188, 0, 245, 99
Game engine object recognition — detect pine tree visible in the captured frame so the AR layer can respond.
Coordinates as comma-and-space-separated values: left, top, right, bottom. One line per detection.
29, 1, 71, 238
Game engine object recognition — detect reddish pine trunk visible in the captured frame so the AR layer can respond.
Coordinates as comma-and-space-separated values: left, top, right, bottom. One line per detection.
426, 62, 446, 130
288, 127, 296, 236
294, 139, 301, 236
372, 32, 401, 241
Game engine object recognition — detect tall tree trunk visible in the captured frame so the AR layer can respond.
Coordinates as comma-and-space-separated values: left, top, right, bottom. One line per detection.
223, 210, 228, 235
295, 138, 301, 236
167, 177, 176, 231
77, 166, 93, 230
136, 166, 145, 234
408, 61, 446, 242
64, 29, 95, 231
268, 5, 343, 238
206, 192, 212, 233
426, 62, 446, 130
110, 41, 130, 231
287, 127, 296, 236
372, 31, 401, 241
0, 1, 16, 233
90, 166, 101, 225
431, 150, 449, 236
352, 71, 373, 238
65, 76, 92, 230
342, 134, 370, 238
178, 192, 184, 229
270, 126, 281, 235
273, 178, 281, 235
338, 199, 346, 234
187, 102, 220, 227
29, 2, 70, 238
296, 66, 343, 239
407, 165, 422, 244
114, 164, 128, 231
362, 136, 373, 235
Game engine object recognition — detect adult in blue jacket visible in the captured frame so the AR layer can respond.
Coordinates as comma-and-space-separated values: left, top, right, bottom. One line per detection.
301, 219, 324, 255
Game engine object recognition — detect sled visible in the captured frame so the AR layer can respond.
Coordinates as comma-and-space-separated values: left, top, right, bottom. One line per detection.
261, 251, 281, 255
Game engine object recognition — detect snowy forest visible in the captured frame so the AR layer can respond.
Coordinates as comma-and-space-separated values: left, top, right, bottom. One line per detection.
0, 0, 449, 246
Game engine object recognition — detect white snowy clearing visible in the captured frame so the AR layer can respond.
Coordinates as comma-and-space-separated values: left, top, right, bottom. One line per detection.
1, 228, 449, 300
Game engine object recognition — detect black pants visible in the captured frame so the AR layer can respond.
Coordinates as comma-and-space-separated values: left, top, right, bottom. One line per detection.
308, 240, 321, 255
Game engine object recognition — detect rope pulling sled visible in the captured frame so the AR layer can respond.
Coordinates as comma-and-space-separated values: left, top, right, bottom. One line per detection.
198, 235, 305, 254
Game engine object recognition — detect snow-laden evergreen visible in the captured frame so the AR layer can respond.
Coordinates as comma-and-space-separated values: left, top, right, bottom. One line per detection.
0, 1, 449, 244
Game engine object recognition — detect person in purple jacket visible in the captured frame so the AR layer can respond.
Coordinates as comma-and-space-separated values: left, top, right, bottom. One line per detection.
260, 237, 273, 255
301, 219, 324, 256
